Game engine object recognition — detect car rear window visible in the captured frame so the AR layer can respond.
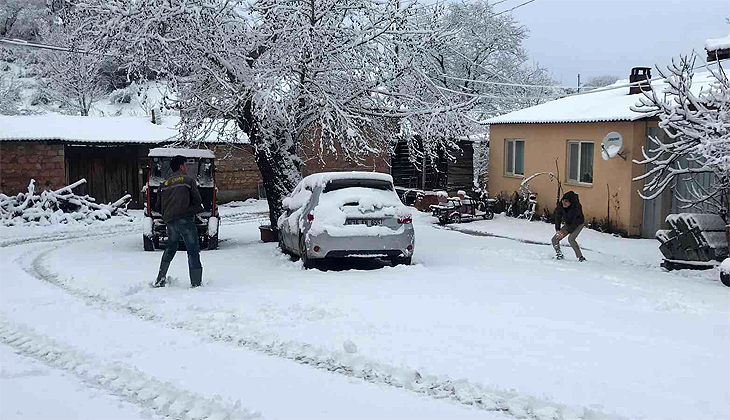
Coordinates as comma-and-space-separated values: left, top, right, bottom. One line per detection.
322, 179, 394, 193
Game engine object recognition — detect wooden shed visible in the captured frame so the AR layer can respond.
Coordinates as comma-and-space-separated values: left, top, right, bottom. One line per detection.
0, 115, 256, 208
390, 137, 474, 193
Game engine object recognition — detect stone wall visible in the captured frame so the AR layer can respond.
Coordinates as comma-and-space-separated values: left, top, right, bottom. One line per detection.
0, 141, 66, 195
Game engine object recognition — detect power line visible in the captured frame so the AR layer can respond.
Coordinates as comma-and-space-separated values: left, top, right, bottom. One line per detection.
493, 0, 538, 16
4, 36, 726, 102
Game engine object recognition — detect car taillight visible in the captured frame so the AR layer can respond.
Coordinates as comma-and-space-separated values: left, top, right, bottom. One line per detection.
398, 216, 412, 224
307, 213, 314, 222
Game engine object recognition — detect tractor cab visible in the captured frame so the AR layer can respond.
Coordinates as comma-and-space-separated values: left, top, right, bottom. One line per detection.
142, 148, 219, 251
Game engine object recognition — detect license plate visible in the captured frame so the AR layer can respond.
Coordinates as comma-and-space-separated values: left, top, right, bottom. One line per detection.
346, 219, 382, 226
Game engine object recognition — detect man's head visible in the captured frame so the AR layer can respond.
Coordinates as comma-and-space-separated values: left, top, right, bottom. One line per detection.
170, 155, 187, 174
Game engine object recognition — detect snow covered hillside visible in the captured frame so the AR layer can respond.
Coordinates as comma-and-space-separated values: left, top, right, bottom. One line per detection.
1, 202, 728, 420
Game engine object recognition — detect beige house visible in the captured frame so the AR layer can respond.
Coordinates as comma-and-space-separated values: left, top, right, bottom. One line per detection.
485, 68, 714, 238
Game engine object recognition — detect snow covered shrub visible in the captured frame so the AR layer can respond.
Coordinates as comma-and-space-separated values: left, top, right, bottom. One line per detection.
109, 87, 133, 104
29, 91, 50, 106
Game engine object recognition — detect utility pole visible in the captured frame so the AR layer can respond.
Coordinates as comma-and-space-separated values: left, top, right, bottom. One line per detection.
577, 73, 581, 93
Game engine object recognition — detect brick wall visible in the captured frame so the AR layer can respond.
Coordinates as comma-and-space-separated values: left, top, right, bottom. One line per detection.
300, 142, 389, 176
0, 141, 66, 195
209, 144, 262, 203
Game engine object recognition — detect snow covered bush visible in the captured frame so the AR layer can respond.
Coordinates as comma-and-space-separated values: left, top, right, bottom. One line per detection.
633, 53, 730, 217
0, 179, 131, 227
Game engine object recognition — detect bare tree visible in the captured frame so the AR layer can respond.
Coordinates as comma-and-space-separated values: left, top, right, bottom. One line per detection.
0, 0, 47, 40
71, 0, 478, 227
37, 27, 107, 116
0, 66, 21, 114
632, 53, 730, 217
584, 74, 619, 89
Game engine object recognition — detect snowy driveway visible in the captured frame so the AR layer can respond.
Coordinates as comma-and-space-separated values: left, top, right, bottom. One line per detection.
1, 203, 728, 420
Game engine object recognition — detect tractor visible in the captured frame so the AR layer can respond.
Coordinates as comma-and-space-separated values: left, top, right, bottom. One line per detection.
142, 148, 219, 251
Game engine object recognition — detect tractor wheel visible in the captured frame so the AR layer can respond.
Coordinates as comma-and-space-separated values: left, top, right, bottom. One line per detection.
143, 235, 155, 251
207, 234, 218, 250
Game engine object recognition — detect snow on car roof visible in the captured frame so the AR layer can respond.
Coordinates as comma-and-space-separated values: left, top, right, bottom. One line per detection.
299, 171, 394, 189
148, 148, 215, 159
0, 114, 249, 144
484, 71, 715, 125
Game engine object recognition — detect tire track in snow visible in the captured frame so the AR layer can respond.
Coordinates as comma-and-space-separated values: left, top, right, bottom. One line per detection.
20, 243, 622, 420
433, 224, 665, 271
0, 210, 268, 248
0, 315, 260, 420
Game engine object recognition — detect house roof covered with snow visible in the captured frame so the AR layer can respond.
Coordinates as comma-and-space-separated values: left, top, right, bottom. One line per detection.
0, 114, 248, 144
484, 72, 715, 125
705, 33, 730, 52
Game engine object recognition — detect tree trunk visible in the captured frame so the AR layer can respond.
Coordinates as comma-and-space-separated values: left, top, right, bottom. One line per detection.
251, 133, 302, 230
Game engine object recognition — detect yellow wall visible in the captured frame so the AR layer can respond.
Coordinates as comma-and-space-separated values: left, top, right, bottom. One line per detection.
488, 121, 647, 236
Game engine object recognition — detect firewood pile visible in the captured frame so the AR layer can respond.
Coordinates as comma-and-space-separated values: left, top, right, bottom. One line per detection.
0, 179, 131, 227
656, 213, 729, 263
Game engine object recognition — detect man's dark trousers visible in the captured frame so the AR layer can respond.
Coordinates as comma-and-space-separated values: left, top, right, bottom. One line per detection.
160, 216, 202, 286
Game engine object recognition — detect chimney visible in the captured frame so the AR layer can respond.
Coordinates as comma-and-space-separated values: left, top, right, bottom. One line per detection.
629, 67, 652, 95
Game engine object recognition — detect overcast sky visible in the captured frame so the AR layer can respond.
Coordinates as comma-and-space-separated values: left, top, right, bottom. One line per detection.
505, 0, 730, 86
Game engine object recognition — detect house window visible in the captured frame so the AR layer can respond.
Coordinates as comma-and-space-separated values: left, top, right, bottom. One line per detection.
505, 139, 525, 176
567, 141, 594, 184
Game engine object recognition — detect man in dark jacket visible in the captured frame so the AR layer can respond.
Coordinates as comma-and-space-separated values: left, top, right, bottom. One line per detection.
153, 155, 204, 288
552, 191, 586, 261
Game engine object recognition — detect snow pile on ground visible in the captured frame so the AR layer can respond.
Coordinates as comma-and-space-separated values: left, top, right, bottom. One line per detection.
0, 179, 131, 227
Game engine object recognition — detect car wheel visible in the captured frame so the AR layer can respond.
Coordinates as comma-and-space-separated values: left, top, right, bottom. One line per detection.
207, 234, 218, 250
300, 235, 313, 269
143, 235, 154, 251
483, 209, 494, 220
390, 256, 412, 266
153, 235, 160, 249
721, 270, 730, 287
451, 213, 461, 224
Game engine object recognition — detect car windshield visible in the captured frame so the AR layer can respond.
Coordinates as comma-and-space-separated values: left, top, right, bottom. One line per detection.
322, 179, 394, 193
151, 157, 214, 186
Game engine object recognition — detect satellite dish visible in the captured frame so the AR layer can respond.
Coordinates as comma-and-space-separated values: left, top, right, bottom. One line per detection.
601, 131, 623, 161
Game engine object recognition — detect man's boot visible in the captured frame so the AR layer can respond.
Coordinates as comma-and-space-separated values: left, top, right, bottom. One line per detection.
190, 268, 203, 288
153, 261, 170, 288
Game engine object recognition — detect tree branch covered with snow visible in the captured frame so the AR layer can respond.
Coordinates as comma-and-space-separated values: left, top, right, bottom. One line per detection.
632, 53, 730, 216
0, 179, 131, 226
37, 25, 108, 116
70, 0, 480, 226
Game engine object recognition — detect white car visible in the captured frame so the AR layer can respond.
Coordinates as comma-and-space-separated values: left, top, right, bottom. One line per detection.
277, 172, 415, 268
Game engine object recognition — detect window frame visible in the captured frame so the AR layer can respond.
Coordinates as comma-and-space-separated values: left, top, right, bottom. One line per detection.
566, 140, 595, 186
504, 139, 525, 177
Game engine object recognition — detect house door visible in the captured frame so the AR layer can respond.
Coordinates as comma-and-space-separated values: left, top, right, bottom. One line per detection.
65, 145, 147, 208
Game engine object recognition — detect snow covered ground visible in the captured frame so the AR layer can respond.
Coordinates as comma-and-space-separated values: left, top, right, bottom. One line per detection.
1, 202, 728, 420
